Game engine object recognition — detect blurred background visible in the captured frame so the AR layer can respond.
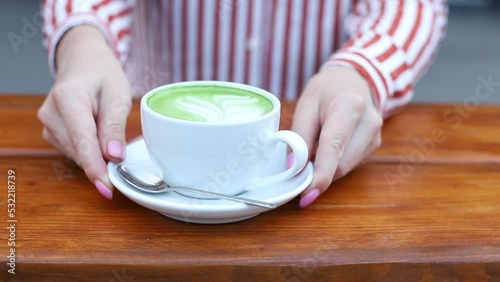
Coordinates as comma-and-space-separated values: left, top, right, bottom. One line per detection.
0, 0, 499, 104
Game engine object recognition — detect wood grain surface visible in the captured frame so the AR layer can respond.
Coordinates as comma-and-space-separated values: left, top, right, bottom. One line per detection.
1, 95, 499, 281
1, 95, 499, 163
1, 158, 499, 281
0, 95, 142, 157
372, 104, 500, 163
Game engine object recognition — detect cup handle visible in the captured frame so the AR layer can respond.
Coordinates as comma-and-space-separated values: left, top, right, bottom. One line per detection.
247, 130, 308, 189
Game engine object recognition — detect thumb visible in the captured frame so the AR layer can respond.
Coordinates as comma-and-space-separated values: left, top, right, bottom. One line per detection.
98, 79, 132, 163
290, 91, 320, 161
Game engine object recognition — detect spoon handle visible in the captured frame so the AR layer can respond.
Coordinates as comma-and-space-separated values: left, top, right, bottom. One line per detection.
117, 165, 276, 209
168, 187, 276, 209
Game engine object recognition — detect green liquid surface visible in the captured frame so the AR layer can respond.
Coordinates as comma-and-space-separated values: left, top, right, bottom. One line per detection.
148, 85, 274, 122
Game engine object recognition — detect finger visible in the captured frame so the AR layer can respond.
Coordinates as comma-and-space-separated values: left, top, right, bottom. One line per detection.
300, 98, 365, 207
43, 127, 91, 170
333, 131, 381, 181
44, 124, 89, 168
39, 99, 77, 158
41, 97, 113, 200
97, 79, 132, 162
42, 127, 69, 156
54, 86, 114, 199
331, 112, 383, 181
291, 93, 321, 159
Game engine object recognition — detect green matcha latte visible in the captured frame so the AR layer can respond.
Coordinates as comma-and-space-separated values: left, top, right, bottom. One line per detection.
147, 85, 274, 123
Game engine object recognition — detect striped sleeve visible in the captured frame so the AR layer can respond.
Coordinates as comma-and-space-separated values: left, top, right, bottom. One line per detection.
42, 0, 134, 76
324, 0, 448, 117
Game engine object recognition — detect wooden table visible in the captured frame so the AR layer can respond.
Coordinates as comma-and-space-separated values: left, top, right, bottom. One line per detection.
1, 94, 499, 281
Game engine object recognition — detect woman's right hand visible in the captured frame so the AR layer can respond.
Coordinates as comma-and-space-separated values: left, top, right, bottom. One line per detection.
38, 25, 132, 199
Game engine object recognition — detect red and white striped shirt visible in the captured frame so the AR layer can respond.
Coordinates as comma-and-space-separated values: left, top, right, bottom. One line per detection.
42, 0, 447, 117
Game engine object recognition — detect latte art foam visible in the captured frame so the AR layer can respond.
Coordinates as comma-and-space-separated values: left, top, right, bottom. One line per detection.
175, 94, 269, 122
148, 85, 274, 122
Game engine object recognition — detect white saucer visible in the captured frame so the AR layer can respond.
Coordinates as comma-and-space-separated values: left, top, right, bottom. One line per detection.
107, 138, 313, 224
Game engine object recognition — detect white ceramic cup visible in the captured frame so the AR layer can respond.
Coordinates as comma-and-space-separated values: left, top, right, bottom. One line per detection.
141, 81, 308, 196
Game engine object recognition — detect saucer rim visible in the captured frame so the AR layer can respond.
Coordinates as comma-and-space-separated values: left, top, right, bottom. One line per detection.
107, 137, 313, 221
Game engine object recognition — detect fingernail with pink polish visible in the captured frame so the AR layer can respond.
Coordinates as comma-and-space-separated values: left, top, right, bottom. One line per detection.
107, 140, 124, 159
286, 152, 295, 169
300, 188, 320, 208
95, 180, 113, 200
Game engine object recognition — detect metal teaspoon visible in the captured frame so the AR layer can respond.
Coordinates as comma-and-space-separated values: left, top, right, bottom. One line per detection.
116, 165, 276, 209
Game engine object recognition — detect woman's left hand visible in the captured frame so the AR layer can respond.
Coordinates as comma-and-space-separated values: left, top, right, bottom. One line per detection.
291, 66, 383, 207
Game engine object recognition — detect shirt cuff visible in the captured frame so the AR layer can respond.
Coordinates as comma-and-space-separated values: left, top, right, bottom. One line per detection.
47, 13, 118, 77
322, 49, 394, 115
